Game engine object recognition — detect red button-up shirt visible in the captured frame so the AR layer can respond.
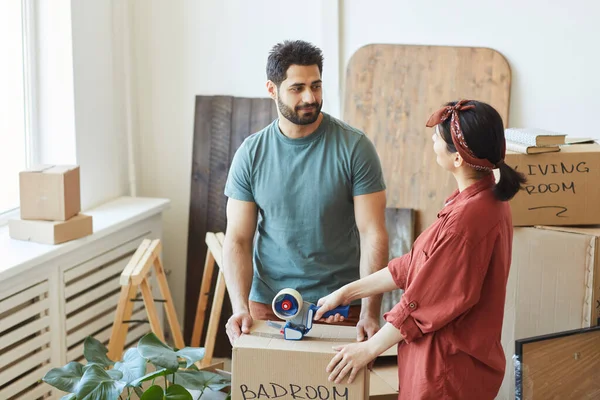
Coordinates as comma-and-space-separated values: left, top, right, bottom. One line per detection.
384, 174, 512, 399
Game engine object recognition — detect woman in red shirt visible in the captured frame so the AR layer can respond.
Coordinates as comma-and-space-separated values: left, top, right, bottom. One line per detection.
314, 100, 526, 399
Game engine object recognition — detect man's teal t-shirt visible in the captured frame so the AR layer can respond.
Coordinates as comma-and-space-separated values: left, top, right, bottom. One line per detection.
224, 113, 386, 305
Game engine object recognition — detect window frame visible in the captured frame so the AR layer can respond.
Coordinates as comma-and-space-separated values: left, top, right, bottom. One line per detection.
0, 0, 38, 227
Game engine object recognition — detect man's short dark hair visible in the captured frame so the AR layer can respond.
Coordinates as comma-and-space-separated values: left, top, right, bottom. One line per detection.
266, 40, 324, 86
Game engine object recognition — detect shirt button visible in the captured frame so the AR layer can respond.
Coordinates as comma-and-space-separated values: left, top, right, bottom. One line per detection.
409, 302, 416, 309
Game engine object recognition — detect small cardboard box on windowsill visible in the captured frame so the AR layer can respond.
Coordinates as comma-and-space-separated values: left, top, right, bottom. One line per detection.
19, 165, 81, 221
9, 213, 93, 245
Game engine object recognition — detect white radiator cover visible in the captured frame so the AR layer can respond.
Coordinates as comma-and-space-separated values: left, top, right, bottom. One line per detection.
0, 197, 168, 400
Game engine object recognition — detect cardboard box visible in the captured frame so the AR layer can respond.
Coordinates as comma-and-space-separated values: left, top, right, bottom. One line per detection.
9, 214, 93, 245
504, 144, 600, 226
232, 320, 369, 399
369, 359, 398, 399
19, 165, 81, 221
497, 225, 600, 400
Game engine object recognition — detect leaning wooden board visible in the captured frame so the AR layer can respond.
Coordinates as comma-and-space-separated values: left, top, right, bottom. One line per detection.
186, 96, 277, 357
343, 44, 511, 234
515, 326, 600, 399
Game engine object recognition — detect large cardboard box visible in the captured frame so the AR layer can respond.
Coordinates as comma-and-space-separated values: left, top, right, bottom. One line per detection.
9, 214, 93, 245
498, 226, 600, 399
19, 165, 81, 221
505, 144, 600, 226
232, 320, 369, 399
368, 359, 398, 399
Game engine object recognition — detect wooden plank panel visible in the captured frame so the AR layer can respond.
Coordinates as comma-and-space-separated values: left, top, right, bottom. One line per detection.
207, 96, 233, 233
0, 300, 47, 332
0, 331, 51, 368
64, 236, 143, 283
0, 347, 51, 387
66, 292, 121, 331
65, 257, 128, 298
0, 365, 51, 400
230, 97, 252, 164
17, 383, 51, 400
66, 308, 147, 362
517, 327, 600, 399
65, 276, 121, 314
67, 304, 145, 348
0, 281, 48, 315
0, 316, 50, 352
185, 96, 276, 357
16, 382, 50, 400
250, 98, 275, 134
185, 96, 213, 343
343, 44, 511, 234
380, 208, 414, 326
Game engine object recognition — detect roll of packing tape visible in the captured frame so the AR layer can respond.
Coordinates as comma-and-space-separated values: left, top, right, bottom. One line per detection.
272, 288, 303, 320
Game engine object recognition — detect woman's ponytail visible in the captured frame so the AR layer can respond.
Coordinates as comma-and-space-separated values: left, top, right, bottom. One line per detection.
493, 161, 527, 201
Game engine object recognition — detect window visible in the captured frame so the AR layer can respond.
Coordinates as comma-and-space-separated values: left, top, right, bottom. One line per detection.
0, 0, 34, 222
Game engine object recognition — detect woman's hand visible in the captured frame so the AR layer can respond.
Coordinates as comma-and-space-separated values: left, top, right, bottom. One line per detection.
313, 289, 347, 321
326, 341, 376, 384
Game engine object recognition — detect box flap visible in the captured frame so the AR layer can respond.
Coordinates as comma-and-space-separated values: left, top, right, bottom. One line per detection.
235, 320, 362, 353
535, 225, 600, 237
25, 164, 55, 173
369, 371, 397, 397
44, 165, 78, 174
23, 165, 78, 174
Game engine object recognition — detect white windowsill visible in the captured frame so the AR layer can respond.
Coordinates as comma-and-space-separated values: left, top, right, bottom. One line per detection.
0, 196, 171, 280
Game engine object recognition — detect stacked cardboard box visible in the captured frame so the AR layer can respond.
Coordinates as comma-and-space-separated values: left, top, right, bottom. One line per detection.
9, 165, 93, 245
496, 143, 600, 399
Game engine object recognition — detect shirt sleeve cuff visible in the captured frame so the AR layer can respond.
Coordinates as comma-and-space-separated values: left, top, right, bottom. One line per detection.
383, 299, 423, 343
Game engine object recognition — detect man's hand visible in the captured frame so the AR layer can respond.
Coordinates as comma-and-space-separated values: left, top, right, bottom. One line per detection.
314, 290, 347, 321
225, 312, 253, 345
326, 341, 376, 384
356, 315, 380, 342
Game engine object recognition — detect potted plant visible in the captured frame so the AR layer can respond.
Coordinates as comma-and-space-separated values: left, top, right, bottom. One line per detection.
42, 333, 230, 400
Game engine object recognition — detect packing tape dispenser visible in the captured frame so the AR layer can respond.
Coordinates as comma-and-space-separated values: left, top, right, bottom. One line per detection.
267, 288, 350, 340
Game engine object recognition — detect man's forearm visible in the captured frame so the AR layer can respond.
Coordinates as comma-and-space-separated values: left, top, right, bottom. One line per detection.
359, 229, 389, 318
222, 237, 254, 314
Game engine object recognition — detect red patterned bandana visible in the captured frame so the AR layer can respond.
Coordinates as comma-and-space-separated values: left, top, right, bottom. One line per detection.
426, 100, 499, 171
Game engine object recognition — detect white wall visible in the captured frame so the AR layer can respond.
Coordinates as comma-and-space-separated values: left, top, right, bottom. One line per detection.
130, 0, 334, 326
342, 0, 600, 138
70, 0, 130, 210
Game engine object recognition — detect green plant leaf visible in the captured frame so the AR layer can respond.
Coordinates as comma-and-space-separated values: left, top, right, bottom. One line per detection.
60, 394, 77, 400
165, 384, 192, 400
42, 361, 84, 393
114, 348, 147, 384
107, 369, 123, 381
169, 370, 230, 391
76, 364, 126, 400
137, 333, 179, 371
174, 347, 205, 368
140, 384, 164, 400
129, 368, 173, 387
83, 337, 114, 367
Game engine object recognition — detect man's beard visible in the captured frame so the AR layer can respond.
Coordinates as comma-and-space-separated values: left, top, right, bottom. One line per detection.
277, 96, 323, 126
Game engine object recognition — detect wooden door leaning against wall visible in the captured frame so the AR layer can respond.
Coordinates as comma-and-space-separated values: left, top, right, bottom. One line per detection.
186, 95, 277, 358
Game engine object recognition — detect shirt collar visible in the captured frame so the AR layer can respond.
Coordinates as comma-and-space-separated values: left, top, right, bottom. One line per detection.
438, 173, 495, 218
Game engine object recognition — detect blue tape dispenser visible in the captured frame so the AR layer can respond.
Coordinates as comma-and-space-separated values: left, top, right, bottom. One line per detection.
268, 288, 350, 340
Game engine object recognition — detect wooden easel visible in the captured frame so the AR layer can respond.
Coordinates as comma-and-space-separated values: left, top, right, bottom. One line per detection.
191, 232, 228, 368
107, 239, 185, 361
